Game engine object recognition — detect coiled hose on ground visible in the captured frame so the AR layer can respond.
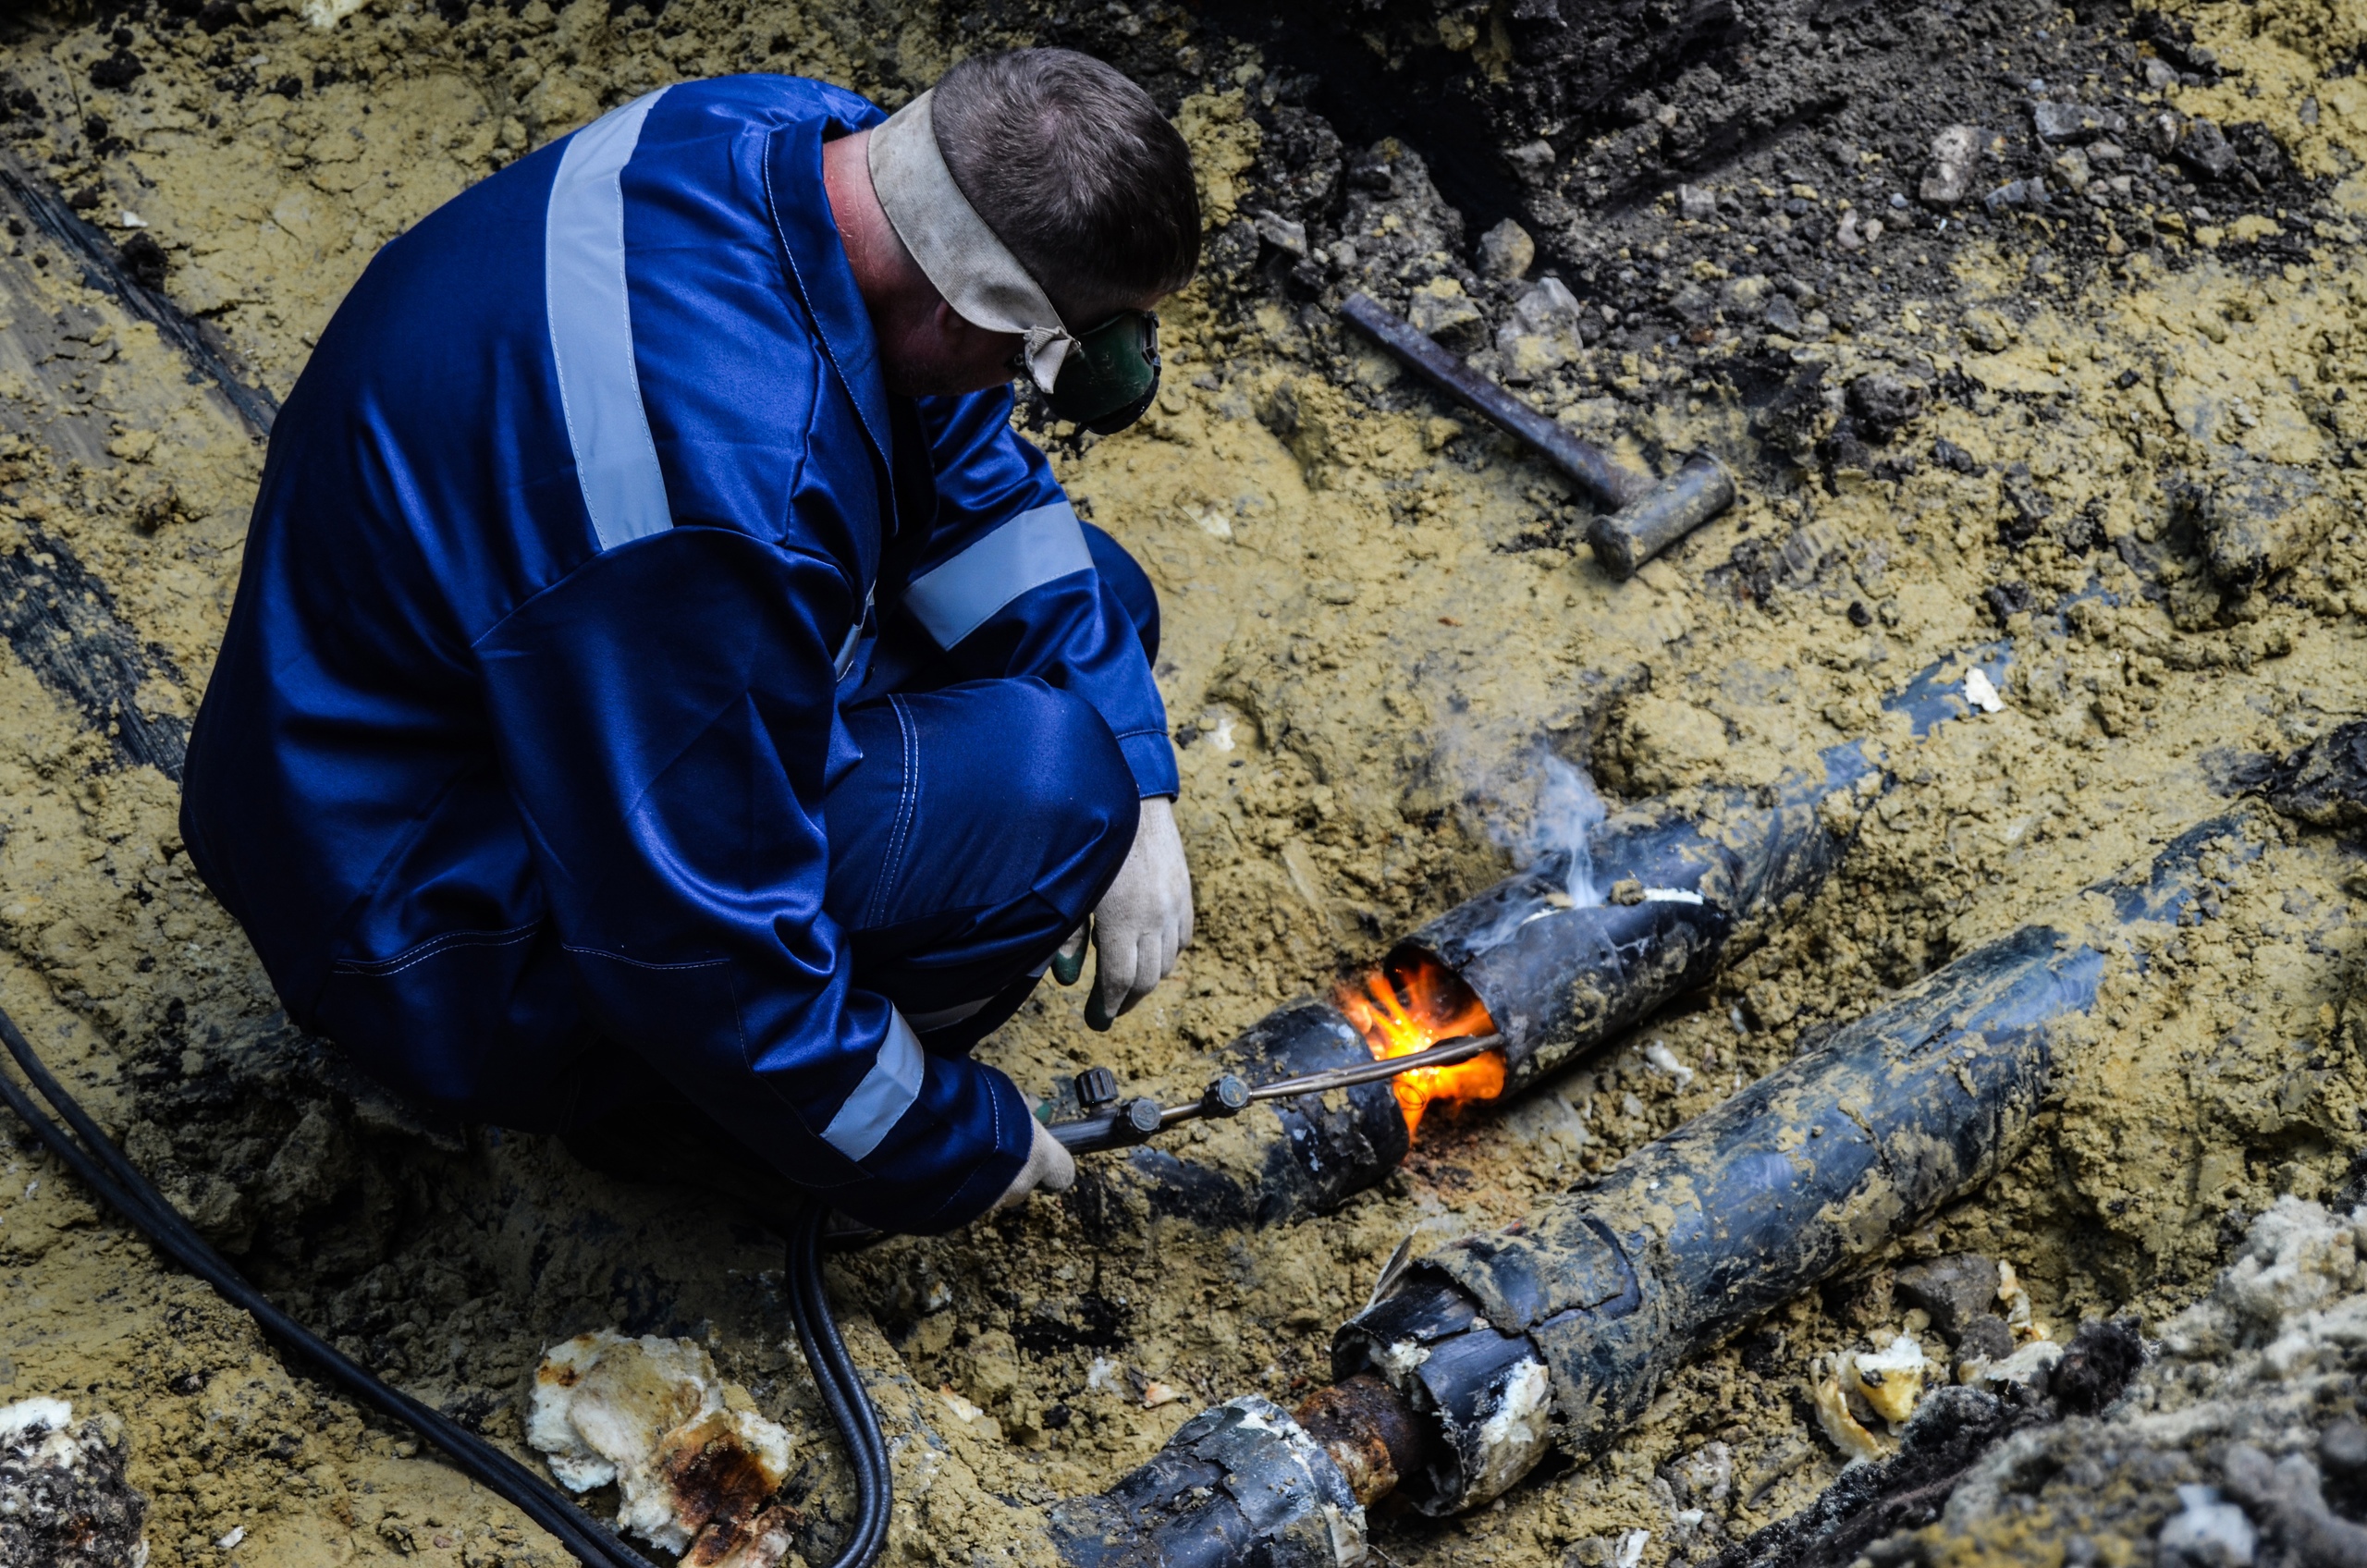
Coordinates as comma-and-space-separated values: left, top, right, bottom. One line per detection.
0, 1002, 891, 1568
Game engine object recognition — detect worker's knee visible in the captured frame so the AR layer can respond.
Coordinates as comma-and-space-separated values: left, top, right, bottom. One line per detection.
828, 679, 1138, 947
987, 680, 1141, 906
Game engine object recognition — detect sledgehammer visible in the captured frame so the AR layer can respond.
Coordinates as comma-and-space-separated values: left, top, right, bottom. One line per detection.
1341, 291, 1735, 577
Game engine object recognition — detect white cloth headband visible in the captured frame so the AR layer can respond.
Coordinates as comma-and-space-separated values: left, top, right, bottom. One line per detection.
866, 90, 1075, 393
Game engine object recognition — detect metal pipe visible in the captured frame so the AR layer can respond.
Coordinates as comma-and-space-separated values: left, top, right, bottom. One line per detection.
1338, 292, 1735, 576
1075, 641, 2014, 1231
1085, 747, 1862, 1231
1051, 814, 2264, 1562
1335, 811, 2260, 1514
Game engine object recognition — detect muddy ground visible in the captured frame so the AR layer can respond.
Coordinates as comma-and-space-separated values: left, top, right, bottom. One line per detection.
0, 0, 2364, 1563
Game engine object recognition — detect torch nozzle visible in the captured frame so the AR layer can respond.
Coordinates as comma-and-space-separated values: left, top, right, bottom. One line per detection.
1047, 1034, 1503, 1155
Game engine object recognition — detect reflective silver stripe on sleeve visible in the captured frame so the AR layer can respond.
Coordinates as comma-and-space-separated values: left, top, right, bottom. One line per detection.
818, 1008, 925, 1162
546, 87, 673, 553
901, 501, 1094, 649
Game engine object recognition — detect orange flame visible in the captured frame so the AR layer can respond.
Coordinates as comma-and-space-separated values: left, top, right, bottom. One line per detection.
1333, 951, 1503, 1138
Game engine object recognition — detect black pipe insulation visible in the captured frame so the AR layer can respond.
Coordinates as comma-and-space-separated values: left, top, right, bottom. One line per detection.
1090, 643, 2011, 1231
1337, 810, 2260, 1515
1048, 1393, 1372, 1568
1050, 811, 2263, 1563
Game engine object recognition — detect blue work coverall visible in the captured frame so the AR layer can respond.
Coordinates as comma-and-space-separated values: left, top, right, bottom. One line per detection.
178, 76, 1175, 1232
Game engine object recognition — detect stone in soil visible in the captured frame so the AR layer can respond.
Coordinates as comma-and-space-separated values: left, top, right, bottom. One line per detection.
1952, 1315, 2017, 1367
1476, 217, 1534, 281
1893, 1254, 2001, 1341
2030, 101, 2128, 145
1919, 124, 1984, 208
2264, 721, 2367, 831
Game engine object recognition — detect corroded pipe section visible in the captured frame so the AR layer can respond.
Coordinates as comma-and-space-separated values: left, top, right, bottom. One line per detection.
1293, 1373, 1435, 1506
1331, 813, 2263, 1516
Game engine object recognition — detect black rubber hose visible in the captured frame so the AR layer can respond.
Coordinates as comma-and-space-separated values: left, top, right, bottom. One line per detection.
0, 1002, 892, 1568
785, 1205, 894, 1568
0, 1009, 661, 1568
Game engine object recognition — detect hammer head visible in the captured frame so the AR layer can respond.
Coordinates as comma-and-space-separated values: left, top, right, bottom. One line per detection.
1587, 452, 1737, 578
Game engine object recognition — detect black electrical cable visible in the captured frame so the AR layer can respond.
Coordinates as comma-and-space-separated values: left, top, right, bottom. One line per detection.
0, 1003, 890, 1568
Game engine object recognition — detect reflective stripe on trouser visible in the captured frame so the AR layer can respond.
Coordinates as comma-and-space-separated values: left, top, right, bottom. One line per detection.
816, 1007, 924, 1160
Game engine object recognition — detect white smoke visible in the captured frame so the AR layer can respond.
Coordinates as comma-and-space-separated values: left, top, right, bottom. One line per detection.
1448, 739, 1609, 907
1524, 753, 1610, 905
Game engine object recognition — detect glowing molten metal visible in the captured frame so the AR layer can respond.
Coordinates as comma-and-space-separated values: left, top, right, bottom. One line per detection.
1335, 952, 1503, 1138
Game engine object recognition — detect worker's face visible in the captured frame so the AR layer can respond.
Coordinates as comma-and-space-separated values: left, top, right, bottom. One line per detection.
875, 297, 1027, 399
877, 290, 1169, 402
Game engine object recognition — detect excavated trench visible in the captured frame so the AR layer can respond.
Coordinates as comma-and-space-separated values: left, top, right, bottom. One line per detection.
0, 1, 2365, 1566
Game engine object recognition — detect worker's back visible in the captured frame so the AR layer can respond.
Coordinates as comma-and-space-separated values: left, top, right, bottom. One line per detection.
181, 75, 900, 1124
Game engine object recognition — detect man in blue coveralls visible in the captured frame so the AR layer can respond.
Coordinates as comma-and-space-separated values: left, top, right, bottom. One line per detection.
178, 50, 1201, 1232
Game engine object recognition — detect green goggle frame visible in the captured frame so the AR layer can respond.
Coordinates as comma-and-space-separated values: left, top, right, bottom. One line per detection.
1047, 311, 1161, 435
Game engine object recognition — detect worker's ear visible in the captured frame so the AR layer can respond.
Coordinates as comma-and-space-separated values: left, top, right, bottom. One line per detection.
930, 298, 981, 350
930, 299, 1023, 375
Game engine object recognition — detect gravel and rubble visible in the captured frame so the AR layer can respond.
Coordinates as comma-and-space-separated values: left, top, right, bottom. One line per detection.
1773, 1200, 2367, 1568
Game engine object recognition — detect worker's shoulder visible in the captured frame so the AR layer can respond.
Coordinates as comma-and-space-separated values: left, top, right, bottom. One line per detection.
637, 73, 885, 146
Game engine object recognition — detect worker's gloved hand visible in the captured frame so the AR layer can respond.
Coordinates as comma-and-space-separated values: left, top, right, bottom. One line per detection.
1078, 795, 1193, 1031
991, 1114, 1076, 1213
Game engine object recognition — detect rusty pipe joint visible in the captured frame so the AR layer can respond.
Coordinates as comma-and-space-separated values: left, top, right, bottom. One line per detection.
1331, 1276, 1560, 1514
1293, 1373, 1435, 1507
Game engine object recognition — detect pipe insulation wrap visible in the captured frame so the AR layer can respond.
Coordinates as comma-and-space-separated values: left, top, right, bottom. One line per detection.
1407, 737, 1879, 1093
1048, 1395, 1367, 1568
1334, 811, 2263, 1516
1104, 737, 1886, 1231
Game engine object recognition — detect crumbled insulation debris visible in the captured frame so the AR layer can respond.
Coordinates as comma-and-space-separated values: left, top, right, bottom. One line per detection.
528, 1332, 796, 1567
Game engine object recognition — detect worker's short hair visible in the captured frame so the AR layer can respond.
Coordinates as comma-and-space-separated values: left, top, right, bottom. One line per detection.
931, 48, 1200, 326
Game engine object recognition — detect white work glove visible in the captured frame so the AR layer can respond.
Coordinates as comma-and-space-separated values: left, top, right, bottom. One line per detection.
1051, 796, 1193, 1031
991, 1114, 1076, 1212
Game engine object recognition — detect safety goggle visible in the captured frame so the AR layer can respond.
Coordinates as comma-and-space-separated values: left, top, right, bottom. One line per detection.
1016, 311, 1161, 435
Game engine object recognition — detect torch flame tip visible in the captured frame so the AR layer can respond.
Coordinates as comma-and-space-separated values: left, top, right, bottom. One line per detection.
1333, 953, 1502, 1138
